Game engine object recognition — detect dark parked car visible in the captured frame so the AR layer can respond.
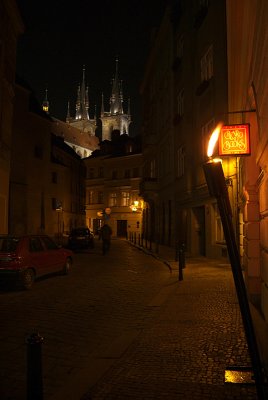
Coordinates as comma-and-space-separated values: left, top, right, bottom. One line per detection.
68, 227, 94, 250
0, 234, 73, 289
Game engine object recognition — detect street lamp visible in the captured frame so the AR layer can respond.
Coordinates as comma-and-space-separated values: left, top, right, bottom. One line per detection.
130, 200, 139, 212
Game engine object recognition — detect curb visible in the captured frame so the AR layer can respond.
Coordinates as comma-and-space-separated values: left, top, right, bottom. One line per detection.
127, 240, 174, 273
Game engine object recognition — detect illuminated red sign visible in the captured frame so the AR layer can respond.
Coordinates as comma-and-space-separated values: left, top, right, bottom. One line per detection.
219, 124, 251, 156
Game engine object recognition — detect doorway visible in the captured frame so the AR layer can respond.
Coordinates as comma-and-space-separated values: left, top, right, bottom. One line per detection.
117, 220, 127, 237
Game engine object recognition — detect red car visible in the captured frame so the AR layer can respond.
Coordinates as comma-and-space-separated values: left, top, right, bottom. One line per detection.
0, 235, 73, 289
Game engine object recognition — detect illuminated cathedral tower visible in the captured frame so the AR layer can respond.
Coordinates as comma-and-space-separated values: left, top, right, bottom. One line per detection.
100, 58, 131, 141
66, 66, 97, 136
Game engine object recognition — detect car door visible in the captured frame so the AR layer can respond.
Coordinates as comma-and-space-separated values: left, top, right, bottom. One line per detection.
28, 236, 47, 277
40, 236, 65, 273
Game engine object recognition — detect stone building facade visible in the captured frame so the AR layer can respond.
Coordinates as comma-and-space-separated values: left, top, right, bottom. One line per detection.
10, 80, 86, 240
140, 0, 268, 371
0, 0, 23, 234
84, 132, 143, 239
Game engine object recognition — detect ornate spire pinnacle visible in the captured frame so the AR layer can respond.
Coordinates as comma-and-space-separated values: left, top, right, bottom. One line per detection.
110, 58, 124, 115
75, 84, 81, 120
75, 66, 90, 120
85, 86, 89, 112
42, 88, 49, 113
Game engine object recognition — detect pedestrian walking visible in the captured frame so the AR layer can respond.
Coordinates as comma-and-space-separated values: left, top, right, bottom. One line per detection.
99, 224, 112, 255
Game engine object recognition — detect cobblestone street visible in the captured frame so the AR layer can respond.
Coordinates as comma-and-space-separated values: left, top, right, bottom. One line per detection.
0, 239, 261, 399
0, 238, 171, 400
80, 252, 259, 400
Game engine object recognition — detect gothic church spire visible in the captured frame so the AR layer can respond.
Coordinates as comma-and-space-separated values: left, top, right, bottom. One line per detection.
110, 58, 123, 115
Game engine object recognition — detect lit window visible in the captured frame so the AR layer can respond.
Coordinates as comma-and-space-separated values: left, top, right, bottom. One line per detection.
109, 192, 117, 206
121, 192, 130, 206
201, 45, 213, 81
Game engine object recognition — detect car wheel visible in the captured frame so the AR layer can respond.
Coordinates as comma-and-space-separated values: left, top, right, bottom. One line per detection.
21, 269, 35, 290
62, 257, 72, 275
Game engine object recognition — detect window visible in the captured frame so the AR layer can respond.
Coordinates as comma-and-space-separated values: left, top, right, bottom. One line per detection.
34, 145, 43, 159
88, 168, 94, 179
88, 191, 94, 204
199, 0, 209, 6
133, 167, 139, 178
124, 169, 130, 178
98, 167, 104, 178
177, 89, 184, 116
177, 146, 185, 177
149, 159, 156, 178
112, 170, 118, 179
201, 45, 213, 81
52, 198, 62, 210
121, 192, 130, 206
42, 236, 59, 250
126, 143, 133, 153
52, 172, 57, 184
109, 192, 117, 206
98, 191, 103, 204
29, 237, 43, 252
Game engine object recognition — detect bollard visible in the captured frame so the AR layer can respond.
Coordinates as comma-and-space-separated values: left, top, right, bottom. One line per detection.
26, 332, 44, 400
178, 242, 186, 281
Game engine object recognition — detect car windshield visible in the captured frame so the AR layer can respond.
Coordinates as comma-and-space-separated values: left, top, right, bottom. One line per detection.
71, 229, 89, 236
0, 237, 19, 252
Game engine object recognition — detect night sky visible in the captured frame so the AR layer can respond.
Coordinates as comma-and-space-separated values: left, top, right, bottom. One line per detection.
16, 0, 168, 136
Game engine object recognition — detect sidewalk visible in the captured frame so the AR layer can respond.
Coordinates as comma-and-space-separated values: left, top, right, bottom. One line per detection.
79, 241, 266, 399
